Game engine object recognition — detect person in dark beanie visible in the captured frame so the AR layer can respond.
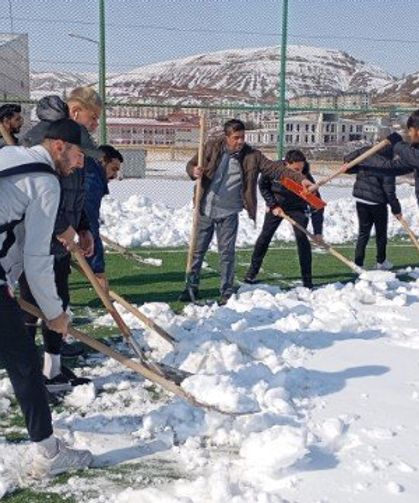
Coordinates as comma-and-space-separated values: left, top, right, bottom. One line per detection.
245, 150, 324, 289
347, 110, 419, 207
0, 103, 24, 147
84, 144, 123, 292
178, 119, 314, 305
344, 145, 402, 270
0, 118, 92, 477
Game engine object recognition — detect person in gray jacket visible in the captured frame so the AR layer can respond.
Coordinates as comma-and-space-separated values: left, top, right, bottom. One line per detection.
0, 118, 92, 478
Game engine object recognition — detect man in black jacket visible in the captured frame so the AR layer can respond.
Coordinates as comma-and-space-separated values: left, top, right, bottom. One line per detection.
245, 150, 324, 289
19, 95, 98, 391
350, 110, 419, 206
345, 146, 402, 269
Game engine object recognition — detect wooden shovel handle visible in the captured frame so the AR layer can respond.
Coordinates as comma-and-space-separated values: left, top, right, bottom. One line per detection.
317, 139, 391, 188
71, 245, 133, 341
186, 111, 206, 273
277, 208, 363, 275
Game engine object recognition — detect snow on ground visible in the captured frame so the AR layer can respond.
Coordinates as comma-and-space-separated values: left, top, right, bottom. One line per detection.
1, 270, 419, 501
103, 180, 418, 248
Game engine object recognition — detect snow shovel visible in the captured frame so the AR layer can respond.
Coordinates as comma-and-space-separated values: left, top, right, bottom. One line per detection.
396, 216, 419, 254
17, 298, 243, 414
185, 112, 206, 302
280, 177, 327, 210
314, 138, 392, 190
101, 234, 161, 267
275, 207, 363, 275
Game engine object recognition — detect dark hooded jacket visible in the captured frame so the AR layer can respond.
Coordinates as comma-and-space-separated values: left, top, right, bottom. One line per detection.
23, 95, 94, 258
345, 146, 401, 215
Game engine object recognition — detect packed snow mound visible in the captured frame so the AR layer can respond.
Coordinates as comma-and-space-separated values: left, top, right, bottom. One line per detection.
100, 186, 419, 248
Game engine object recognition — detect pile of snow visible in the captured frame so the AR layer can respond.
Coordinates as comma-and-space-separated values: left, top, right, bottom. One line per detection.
101, 184, 418, 248
2, 270, 419, 500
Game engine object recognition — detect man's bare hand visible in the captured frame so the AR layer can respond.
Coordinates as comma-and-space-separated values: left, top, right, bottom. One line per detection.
394, 213, 403, 220
46, 311, 69, 335
78, 230, 94, 257
192, 166, 204, 178
56, 226, 76, 250
313, 234, 324, 245
271, 206, 284, 217
301, 179, 317, 193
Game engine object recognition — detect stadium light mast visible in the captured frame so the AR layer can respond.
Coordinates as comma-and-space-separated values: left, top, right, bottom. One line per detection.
98, 0, 107, 144
277, 0, 289, 160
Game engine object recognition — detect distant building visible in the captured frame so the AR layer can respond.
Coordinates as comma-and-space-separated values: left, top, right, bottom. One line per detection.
289, 92, 370, 110
107, 115, 200, 146
0, 33, 30, 102
245, 112, 380, 148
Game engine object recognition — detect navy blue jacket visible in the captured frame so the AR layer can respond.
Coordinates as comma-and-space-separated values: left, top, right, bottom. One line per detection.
258, 163, 324, 235
84, 158, 109, 273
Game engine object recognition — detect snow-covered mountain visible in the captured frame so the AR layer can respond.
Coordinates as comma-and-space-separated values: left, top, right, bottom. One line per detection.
30, 71, 98, 100
30, 45, 396, 105
376, 70, 419, 105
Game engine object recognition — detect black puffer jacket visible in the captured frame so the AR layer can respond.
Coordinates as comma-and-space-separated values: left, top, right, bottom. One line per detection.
345, 146, 401, 215
259, 162, 324, 234
23, 95, 92, 258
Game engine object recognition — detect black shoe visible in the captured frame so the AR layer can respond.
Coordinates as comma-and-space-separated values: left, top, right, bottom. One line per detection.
61, 365, 91, 386
243, 275, 260, 285
178, 286, 199, 302
61, 341, 84, 359
303, 280, 314, 289
218, 292, 233, 306
45, 367, 91, 393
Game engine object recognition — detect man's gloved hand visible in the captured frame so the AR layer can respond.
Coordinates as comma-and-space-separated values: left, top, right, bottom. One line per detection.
386, 132, 403, 146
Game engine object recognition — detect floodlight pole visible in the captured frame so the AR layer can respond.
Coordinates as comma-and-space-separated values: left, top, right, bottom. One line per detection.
277, 0, 289, 160
99, 0, 107, 144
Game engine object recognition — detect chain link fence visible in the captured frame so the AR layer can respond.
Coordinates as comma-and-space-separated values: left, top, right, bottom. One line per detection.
0, 1, 417, 208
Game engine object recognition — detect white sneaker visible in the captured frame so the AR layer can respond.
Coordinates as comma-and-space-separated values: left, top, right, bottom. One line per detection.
30, 439, 93, 478
375, 259, 393, 270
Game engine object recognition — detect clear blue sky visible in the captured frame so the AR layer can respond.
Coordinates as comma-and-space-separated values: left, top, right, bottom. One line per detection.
0, 0, 417, 77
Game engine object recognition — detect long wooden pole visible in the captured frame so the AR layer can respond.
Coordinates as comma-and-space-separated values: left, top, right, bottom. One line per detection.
277, 208, 363, 275
108, 289, 176, 346
100, 234, 160, 267
186, 112, 206, 275
397, 216, 419, 254
315, 139, 391, 189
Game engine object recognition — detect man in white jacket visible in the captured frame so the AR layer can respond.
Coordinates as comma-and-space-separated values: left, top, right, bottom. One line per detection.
0, 118, 93, 478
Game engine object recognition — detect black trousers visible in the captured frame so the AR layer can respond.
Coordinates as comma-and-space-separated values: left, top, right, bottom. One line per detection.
0, 285, 53, 442
19, 255, 70, 355
248, 210, 312, 285
354, 202, 388, 267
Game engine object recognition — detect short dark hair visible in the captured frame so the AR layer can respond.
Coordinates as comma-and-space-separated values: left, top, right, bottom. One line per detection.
284, 149, 306, 164
223, 119, 245, 135
407, 110, 419, 129
0, 103, 22, 122
98, 144, 124, 163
